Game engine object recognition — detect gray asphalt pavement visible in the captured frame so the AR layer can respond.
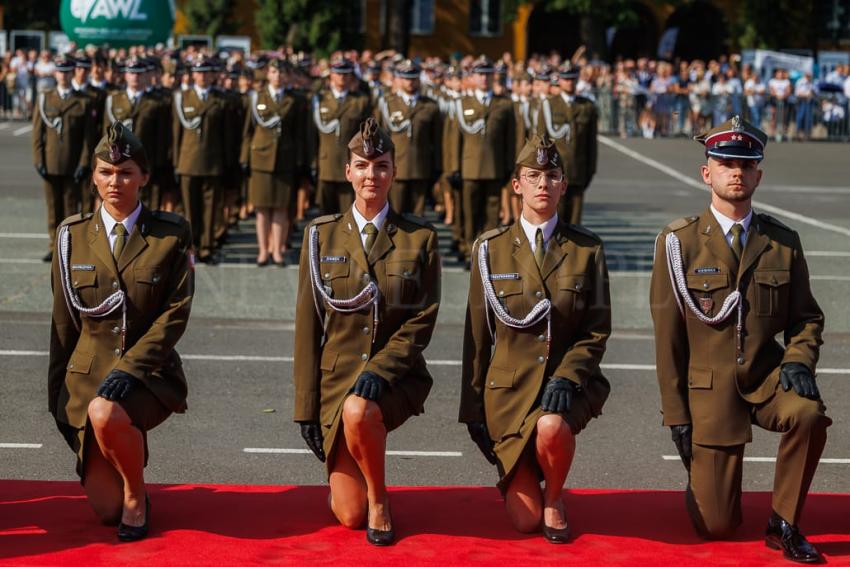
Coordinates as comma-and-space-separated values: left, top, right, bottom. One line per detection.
1, 121, 848, 493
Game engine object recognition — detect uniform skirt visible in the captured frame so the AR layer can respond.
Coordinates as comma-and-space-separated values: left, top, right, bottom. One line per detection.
494, 376, 609, 494
249, 171, 295, 209
56, 384, 172, 483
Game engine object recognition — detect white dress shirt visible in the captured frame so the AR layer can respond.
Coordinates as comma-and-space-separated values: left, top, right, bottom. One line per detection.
710, 204, 752, 249
101, 203, 142, 253
520, 213, 559, 254
474, 89, 493, 106
194, 85, 209, 101
351, 203, 390, 249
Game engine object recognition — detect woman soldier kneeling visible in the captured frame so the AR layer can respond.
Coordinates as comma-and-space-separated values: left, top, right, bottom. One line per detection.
459, 134, 611, 542
293, 118, 441, 546
48, 122, 194, 542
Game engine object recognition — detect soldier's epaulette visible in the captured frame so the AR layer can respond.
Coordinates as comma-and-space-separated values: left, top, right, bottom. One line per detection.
566, 223, 601, 242
478, 225, 510, 242
59, 212, 92, 227
311, 214, 342, 227
758, 213, 792, 232
152, 210, 185, 225
665, 215, 699, 232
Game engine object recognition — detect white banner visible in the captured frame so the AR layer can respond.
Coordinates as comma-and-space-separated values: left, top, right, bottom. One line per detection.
753, 49, 814, 80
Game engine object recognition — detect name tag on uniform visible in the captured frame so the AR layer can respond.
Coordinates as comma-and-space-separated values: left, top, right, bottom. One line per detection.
464, 109, 475, 116
257, 104, 267, 110
185, 106, 195, 112
71, 264, 96, 271
391, 111, 403, 120
320, 107, 329, 113
694, 267, 721, 274
490, 273, 520, 280
321, 256, 347, 263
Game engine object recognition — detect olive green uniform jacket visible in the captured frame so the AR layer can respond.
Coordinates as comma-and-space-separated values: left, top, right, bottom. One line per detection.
240, 87, 308, 174
293, 208, 441, 468
535, 94, 598, 190
310, 90, 373, 183
375, 93, 442, 181
32, 89, 96, 175
451, 93, 516, 181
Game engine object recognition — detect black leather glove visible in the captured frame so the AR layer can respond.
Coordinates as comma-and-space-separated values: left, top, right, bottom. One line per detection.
96, 370, 142, 401
540, 378, 577, 413
780, 363, 820, 400
352, 371, 388, 401
671, 424, 693, 472
35, 164, 47, 179
448, 170, 462, 190
466, 421, 498, 465
73, 165, 91, 184
240, 162, 250, 176
299, 422, 325, 462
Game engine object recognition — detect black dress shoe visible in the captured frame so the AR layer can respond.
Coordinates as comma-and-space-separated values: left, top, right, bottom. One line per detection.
117, 495, 150, 542
42, 251, 53, 262
765, 512, 824, 563
366, 526, 395, 546
256, 256, 269, 267
542, 522, 571, 544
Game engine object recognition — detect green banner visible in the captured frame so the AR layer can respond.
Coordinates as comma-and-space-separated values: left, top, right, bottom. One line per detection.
60, 0, 175, 47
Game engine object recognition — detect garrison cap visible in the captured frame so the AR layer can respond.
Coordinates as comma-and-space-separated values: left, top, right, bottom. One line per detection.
394, 59, 421, 79
54, 56, 76, 73
94, 121, 149, 172
330, 57, 355, 74
348, 117, 394, 160
558, 62, 580, 79
515, 134, 562, 171
471, 55, 494, 74
695, 115, 767, 161
124, 57, 148, 74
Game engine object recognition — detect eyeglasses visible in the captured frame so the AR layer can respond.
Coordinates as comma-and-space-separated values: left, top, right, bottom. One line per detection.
521, 170, 564, 185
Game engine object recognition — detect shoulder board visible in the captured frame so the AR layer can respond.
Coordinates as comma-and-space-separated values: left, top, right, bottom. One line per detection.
311, 214, 342, 226
400, 213, 435, 230
566, 223, 601, 241
758, 213, 792, 232
152, 210, 185, 225
478, 225, 510, 242
59, 212, 92, 227
665, 216, 699, 232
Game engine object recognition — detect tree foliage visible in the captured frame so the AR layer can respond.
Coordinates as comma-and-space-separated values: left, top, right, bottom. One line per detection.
256, 0, 362, 55
0, 0, 60, 32
184, 0, 238, 37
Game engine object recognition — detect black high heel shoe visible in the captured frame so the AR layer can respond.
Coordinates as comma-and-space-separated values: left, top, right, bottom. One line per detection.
365, 502, 395, 546
117, 494, 150, 542
542, 502, 571, 544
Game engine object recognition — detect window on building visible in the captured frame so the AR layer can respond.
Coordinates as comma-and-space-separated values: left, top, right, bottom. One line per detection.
411, 0, 435, 35
469, 0, 501, 37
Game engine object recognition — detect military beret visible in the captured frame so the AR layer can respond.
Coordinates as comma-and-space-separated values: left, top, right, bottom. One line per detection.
394, 59, 421, 79
330, 57, 355, 74
515, 134, 562, 171
471, 55, 494, 74
124, 57, 148, 74
94, 122, 149, 172
54, 56, 76, 72
348, 117, 394, 160
695, 115, 767, 161
558, 62, 580, 79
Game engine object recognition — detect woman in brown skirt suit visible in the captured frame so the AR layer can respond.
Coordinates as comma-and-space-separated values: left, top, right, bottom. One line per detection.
241, 58, 308, 266
459, 134, 611, 543
48, 122, 193, 541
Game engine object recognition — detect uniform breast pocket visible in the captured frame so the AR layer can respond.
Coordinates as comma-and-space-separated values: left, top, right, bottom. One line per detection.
134, 266, 165, 307
71, 270, 99, 306
556, 274, 588, 313
685, 273, 730, 318
386, 260, 420, 308
753, 270, 791, 317
491, 278, 524, 315
320, 261, 350, 299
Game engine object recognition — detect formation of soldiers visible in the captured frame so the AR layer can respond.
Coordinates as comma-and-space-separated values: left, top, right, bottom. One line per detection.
31, 49, 599, 267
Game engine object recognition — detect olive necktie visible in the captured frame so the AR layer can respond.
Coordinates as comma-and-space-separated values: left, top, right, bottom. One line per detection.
730, 223, 744, 262
112, 224, 127, 260
534, 228, 545, 269
364, 223, 378, 254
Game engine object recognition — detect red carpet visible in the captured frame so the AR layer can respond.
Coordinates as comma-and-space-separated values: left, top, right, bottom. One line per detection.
1, 481, 849, 566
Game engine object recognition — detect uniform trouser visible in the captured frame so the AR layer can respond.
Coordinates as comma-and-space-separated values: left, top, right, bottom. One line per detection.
558, 184, 586, 225
462, 179, 502, 257
451, 184, 464, 253
389, 179, 428, 216
317, 181, 354, 215
44, 175, 81, 251
688, 387, 830, 538
180, 175, 219, 259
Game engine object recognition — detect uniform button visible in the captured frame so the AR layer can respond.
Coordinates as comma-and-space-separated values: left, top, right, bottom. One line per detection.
537, 334, 546, 342
575, 284, 582, 291
535, 291, 543, 299
112, 281, 119, 290
403, 270, 411, 277
152, 275, 160, 283
73, 280, 79, 286
112, 326, 120, 335
537, 355, 545, 364
114, 348, 121, 356
489, 381, 495, 386
68, 363, 74, 369
703, 282, 709, 289
362, 274, 370, 282
771, 277, 777, 284
361, 353, 368, 361
323, 272, 330, 279
498, 290, 505, 297
362, 326, 370, 334
737, 356, 745, 365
